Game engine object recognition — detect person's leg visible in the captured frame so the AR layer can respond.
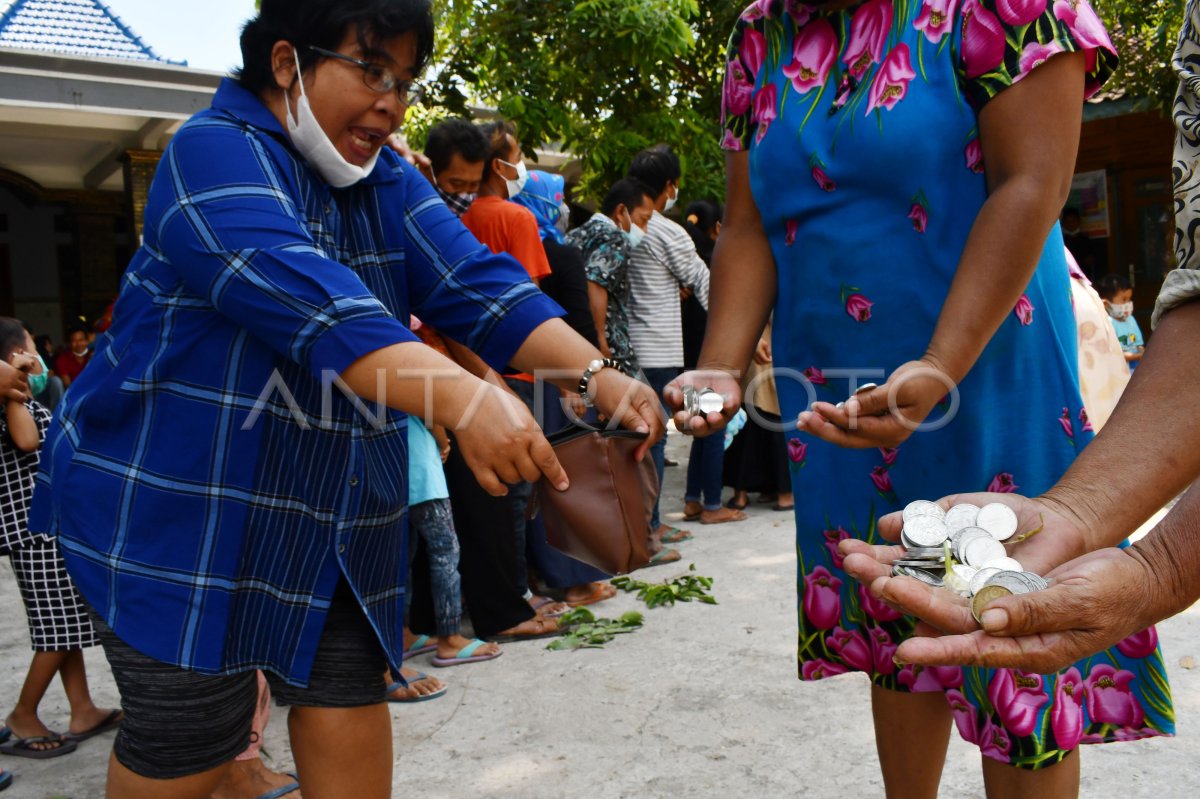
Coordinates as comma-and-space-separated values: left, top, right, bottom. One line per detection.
981, 749, 1079, 799
288, 705, 390, 799
414, 500, 463, 638
6, 651, 70, 750
640, 367, 677, 530
503, 377, 539, 596
871, 685, 953, 799
59, 649, 122, 735
108, 754, 233, 799
697, 433, 743, 523
212, 674, 299, 799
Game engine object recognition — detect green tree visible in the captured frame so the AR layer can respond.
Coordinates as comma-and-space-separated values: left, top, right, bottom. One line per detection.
1096, 0, 1184, 113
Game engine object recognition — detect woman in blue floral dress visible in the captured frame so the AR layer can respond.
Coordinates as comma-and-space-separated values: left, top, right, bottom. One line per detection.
668, 0, 1175, 794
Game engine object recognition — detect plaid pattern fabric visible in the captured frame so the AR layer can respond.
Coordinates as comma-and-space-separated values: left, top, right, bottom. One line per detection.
28, 79, 562, 685
10, 538, 98, 651
0, 398, 51, 552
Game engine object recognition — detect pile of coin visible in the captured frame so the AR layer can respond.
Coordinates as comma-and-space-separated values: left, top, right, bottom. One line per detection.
892, 500, 1049, 623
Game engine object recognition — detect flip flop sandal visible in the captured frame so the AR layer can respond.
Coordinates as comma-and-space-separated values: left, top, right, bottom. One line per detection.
487, 618, 562, 643
659, 525, 693, 544
431, 639, 503, 667
682, 506, 703, 522
404, 634, 438, 658
724, 497, 749, 511
702, 509, 748, 525
529, 596, 569, 618
62, 709, 123, 743
772, 504, 795, 512
565, 583, 617, 608
0, 731, 77, 760
254, 773, 301, 799
0, 769, 11, 791
644, 548, 682, 568
756, 494, 779, 504
386, 672, 448, 703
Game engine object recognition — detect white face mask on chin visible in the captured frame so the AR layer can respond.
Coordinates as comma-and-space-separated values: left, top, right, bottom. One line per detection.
284, 49, 380, 188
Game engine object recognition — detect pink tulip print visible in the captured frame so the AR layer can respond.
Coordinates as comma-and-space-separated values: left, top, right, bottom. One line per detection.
1059, 407, 1074, 440
739, 27, 767, 77
740, 0, 773, 22
997, 0, 1048, 26
823, 526, 851, 568
1115, 627, 1158, 659
979, 717, 1013, 761
783, 18, 838, 95
914, 0, 959, 44
753, 82, 779, 142
785, 219, 798, 246
879, 447, 899, 466
1084, 664, 1145, 728
987, 669, 1049, 737
724, 59, 754, 119
1014, 294, 1035, 325
843, 0, 893, 78
859, 582, 903, 623
804, 366, 827, 385
1079, 408, 1093, 433
1051, 668, 1085, 750
870, 466, 894, 499
946, 689, 981, 744
802, 565, 843, 630
962, 0, 1007, 79
1019, 41, 1065, 77
866, 44, 916, 114
828, 626, 873, 672
1053, 0, 1114, 53
965, 138, 984, 173
908, 201, 929, 233
788, 438, 808, 469
845, 292, 874, 322
721, 129, 742, 150
868, 625, 899, 674
802, 658, 849, 680
987, 472, 1018, 493
899, 663, 964, 692
812, 164, 837, 192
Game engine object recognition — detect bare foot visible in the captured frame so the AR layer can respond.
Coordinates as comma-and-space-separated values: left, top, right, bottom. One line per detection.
700, 506, 748, 525
494, 616, 559, 639
564, 582, 617, 607
683, 501, 703, 520
211, 756, 300, 799
528, 595, 568, 617
67, 705, 121, 737
435, 634, 501, 661
4, 710, 61, 752
385, 668, 445, 701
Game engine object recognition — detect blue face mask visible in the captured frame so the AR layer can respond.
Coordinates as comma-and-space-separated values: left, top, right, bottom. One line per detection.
27, 354, 48, 397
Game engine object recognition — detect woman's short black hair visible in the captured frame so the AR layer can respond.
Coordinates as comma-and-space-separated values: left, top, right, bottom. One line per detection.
684, 200, 722, 235
425, 119, 490, 174
0, 317, 27, 365
628, 145, 681, 197
1097, 273, 1132, 300
601, 179, 654, 217
236, 0, 435, 94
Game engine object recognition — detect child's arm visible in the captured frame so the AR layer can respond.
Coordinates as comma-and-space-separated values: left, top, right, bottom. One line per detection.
5, 399, 39, 453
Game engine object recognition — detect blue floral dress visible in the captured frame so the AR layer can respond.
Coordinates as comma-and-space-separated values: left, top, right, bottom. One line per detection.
722, 0, 1174, 768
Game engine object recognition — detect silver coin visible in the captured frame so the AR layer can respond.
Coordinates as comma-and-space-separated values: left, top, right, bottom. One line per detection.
697, 389, 725, 415
892, 560, 947, 569
895, 566, 944, 587
836, 401, 845, 409
952, 528, 991, 562
903, 515, 950, 548
988, 570, 1034, 595
903, 500, 946, 524
943, 504, 980, 534
977, 503, 1019, 541
985, 556, 1023, 572
854, 382, 879, 394
963, 537, 1006, 568
951, 563, 979, 583
902, 547, 945, 559
969, 567, 1002, 595
1021, 573, 1049, 592
900, 531, 921, 549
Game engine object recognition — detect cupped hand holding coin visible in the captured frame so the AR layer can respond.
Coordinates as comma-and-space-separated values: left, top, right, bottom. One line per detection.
839, 491, 1093, 636
663, 369, 744, 437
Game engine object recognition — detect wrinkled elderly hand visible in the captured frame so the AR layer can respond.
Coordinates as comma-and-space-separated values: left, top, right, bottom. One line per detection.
888, 548, 1157, 673
663, 369, 744, 439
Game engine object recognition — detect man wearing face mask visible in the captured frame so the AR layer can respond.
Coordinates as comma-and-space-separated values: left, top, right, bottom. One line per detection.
460, 120, 552, 286
626, 145, 713, 545
54, 326, 90, 389
423, 117, 488, 217
567, 178, 655, 377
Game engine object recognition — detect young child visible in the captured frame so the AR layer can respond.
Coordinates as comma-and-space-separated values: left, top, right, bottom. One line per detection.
0, 318, 120, 763
1097, 274, 1145, 371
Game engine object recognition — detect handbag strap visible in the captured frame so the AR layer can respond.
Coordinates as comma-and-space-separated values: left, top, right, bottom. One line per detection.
543, 421, 650, 448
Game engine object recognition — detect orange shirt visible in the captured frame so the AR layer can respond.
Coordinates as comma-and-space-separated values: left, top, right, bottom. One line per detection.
461, 196, 552, 281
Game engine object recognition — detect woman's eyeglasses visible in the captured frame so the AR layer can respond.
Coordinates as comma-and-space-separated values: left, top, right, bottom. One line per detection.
308, 46, 425, 106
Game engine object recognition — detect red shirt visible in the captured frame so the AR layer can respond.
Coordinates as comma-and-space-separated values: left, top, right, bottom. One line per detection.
55, 351, 90, 385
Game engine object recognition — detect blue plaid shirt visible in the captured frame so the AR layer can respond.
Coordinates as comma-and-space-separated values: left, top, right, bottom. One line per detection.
28, 79, 562, 685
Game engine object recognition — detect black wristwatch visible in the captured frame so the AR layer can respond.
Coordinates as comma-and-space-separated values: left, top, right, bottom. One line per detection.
577, 358, 625, 407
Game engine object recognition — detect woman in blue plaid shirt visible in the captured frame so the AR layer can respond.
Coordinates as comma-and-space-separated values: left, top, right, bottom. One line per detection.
27, 1, 662, 796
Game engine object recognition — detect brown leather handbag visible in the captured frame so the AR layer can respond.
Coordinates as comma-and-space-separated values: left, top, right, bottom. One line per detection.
536, 424, 659, 575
